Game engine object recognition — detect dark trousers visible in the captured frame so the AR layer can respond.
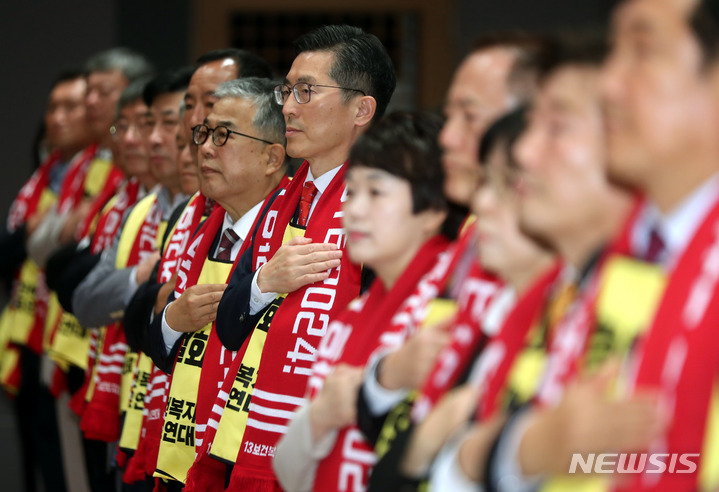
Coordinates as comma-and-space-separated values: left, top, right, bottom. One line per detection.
15, 347, 68, 492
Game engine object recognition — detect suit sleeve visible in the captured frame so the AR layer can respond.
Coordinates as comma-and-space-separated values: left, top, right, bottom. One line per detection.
123, 199, 188, 353
0, 223, 28, 290
215, 191, 282, 351
215, 246, 265, 351
45, 242, 100, 313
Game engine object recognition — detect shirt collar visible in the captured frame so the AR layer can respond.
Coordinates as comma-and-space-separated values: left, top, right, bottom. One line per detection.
305, 164, 343, 195
222, 199, 264, 243
154, 186, 189, 219
634, 173, 719, 265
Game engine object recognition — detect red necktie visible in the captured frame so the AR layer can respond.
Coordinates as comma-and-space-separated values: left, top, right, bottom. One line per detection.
216, 227, 240, 261
298, 181, 318, 227
644, 226, 666, 263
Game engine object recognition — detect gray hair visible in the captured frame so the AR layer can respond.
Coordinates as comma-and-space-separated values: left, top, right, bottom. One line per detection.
85, 47, 155, 83
214, 77, 286, 146
116, 75, 153, 117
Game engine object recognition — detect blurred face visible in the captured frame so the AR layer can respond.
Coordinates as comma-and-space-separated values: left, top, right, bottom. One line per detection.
45, 78, 89, 155
113, 100, 151, 180
86, 69, 128, 141
198, 97, 272, 206
440, 49, 517, 205
184, 59, 238, 153
283, 51, 360, 164
176, 127, 199, 195
344, 167, 445, 286
144, 91, 184, 192
473, 145, 541, 279
515, 66, 607, 243
602, 0, 715, 188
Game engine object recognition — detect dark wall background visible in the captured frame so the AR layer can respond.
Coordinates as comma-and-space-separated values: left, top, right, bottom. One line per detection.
0, 1, 190, 220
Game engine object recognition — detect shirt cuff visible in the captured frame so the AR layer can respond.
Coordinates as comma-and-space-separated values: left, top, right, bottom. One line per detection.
430, 425, 484, 492
125, 266, 139, 306
362, 352, 410, 416
161, 304, 184, 356
250, 266, 278, 315
490, 409, 544, 492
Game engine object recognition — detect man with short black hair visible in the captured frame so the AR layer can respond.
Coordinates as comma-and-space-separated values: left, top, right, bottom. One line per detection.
144, 77, 288, 490
213, 24, 395, 491
184, 49, 273, 162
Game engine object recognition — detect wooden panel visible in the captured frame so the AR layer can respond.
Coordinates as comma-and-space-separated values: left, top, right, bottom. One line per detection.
191, 0, 456, 109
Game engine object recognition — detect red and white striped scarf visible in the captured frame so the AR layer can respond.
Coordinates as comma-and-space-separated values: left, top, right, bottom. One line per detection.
227, 162, 361, 491
310, 236, 452, 492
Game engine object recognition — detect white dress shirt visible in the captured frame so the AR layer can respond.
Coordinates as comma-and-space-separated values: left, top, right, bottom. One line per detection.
161, 201, 264, 354
480, 173, 719, 492
249, 165, 344, 315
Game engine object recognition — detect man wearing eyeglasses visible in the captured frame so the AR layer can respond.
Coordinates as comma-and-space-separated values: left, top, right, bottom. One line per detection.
135, 77, 288, 489
205, 25, 394, 491
72, 68, 192, 329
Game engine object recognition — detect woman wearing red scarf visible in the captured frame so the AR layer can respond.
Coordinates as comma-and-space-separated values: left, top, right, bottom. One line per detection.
271, 111, 465, 491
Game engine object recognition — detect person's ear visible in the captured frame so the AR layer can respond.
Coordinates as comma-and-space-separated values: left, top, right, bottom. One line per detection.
355, 96, 377, 129
264, 143, 286, 176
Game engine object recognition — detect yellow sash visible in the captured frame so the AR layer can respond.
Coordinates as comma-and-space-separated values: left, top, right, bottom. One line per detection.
208, 223, 305, 465
119, 352, 153, 451
116, 195, 167, 415
154, 255, 233, 483
0, 308, 20, 393
540, 257, 665, 492
3, 189, 56, 348
46, 195, 122, 370
83, 156, 114, 197
372, 298, 457, 462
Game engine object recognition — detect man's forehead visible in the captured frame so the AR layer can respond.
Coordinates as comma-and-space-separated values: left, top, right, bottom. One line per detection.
286, 51, 335, 83
188, 60, 238, 93
446, 50, 514, 105
122, 100, 148, 116
206, 98, 254, 126
87, 69, 124, 83
538, 66, 598, 117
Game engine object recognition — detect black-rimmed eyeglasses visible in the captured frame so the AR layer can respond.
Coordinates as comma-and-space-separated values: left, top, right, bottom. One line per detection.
192, 124, 274, 147
273, 82, 366, 105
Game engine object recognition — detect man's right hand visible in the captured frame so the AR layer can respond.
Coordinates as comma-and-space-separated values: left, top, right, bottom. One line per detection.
378, 319, 452, 391
165, 283, 227, 333
257, 236, 342, 294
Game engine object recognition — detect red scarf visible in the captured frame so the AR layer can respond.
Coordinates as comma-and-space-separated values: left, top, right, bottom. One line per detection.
196, 179, 290, 443
66, 184, 145, 417
125, 194, 211, 484
80, 195, 163, 441
80, 178, 140, 247
158, 192, 211, 283
227, 162, 361, 491
474, 264, 561, 420
611, 194, 719, 492
180, 181, 289, 491
411, 229, 502, 423
57, 144, 99, 214
154, 206, 232, 483
2, 152, 62, 365
310, 236, 452, 492
534, 199, 646, 407
7, 151, 62, 231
